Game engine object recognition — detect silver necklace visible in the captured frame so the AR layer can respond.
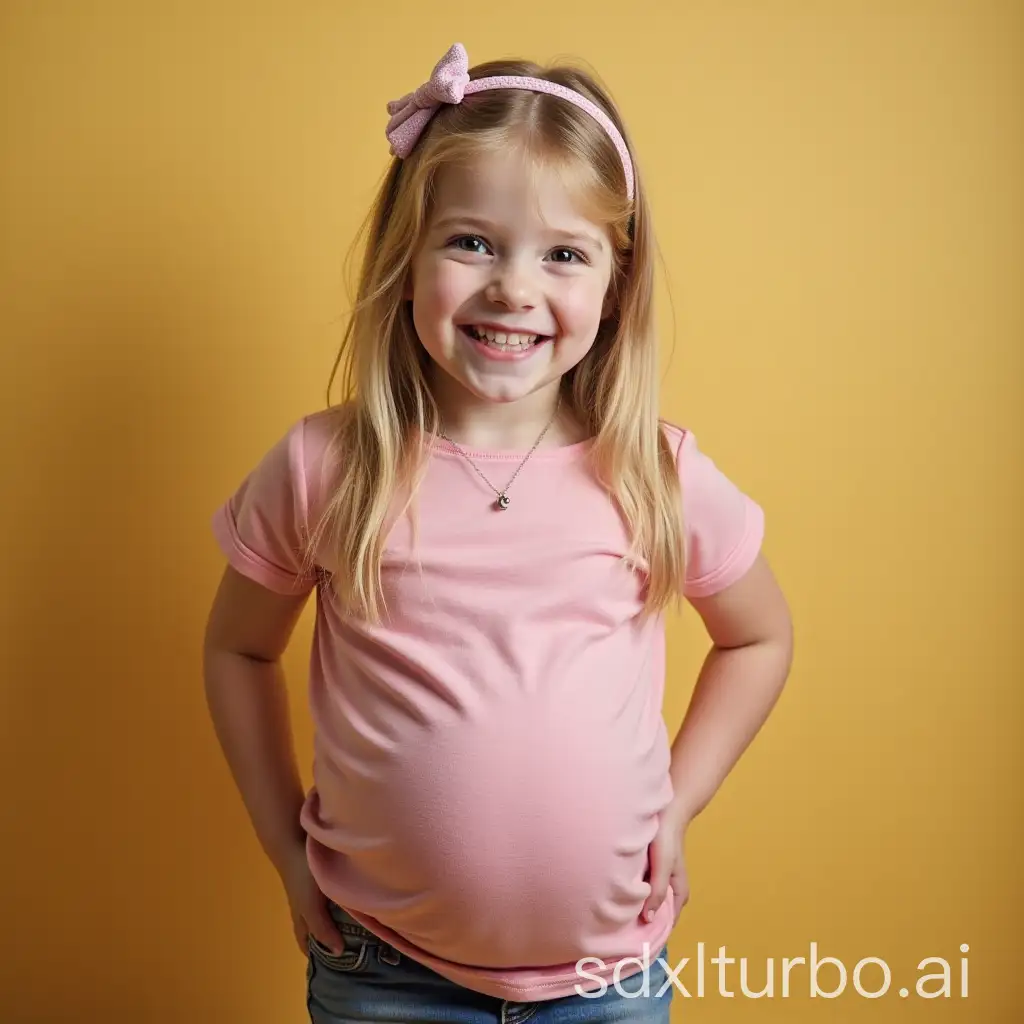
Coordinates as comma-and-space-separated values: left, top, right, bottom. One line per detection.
438, 399, 561, 511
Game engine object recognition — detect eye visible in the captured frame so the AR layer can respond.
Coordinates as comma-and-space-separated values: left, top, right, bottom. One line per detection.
450, 235, 491, 255
547, 247, 589, 265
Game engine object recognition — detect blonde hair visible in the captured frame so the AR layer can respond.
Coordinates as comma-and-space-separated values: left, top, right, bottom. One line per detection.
305, 55, 686, 622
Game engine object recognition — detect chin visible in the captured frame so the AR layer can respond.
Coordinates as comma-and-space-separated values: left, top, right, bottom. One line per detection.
464, 379, 546, 405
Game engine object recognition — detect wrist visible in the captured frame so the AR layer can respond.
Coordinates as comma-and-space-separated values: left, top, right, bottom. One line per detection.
667, 791, 702, 829
267, 826, 308, 878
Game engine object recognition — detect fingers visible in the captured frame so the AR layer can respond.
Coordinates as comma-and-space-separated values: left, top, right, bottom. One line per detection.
642, 836, 671, 922
308, 899, 346, 956
292, 901, 345, 957
643, 877, 669, 921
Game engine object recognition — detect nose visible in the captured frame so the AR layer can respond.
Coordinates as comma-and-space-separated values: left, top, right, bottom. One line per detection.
485, 257, 536, 310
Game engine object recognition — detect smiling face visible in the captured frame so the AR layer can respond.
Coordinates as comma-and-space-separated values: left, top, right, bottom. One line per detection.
408, 149, 615, 426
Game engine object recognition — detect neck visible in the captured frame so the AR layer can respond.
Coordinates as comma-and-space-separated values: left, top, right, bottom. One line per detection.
432, 378, 573, 452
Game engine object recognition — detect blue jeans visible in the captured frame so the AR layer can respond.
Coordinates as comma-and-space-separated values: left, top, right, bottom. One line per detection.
307, 901, 673, 1023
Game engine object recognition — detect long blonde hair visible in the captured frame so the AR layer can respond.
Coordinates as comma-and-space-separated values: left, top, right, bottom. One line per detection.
305, 55, 686, 623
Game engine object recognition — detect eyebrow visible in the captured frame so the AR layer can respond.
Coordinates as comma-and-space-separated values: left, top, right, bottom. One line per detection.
430, 214, 606, 251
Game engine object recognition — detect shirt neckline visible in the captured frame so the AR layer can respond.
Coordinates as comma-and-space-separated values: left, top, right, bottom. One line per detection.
426, 435, 594, 462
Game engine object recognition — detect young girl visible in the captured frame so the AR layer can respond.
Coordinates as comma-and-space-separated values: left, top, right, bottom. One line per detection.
204, 42, 793, 1023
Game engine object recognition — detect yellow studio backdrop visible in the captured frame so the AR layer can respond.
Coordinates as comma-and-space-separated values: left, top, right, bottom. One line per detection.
1, 2, 1020, 1021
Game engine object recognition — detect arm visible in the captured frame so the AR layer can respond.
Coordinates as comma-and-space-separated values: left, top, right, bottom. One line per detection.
668, 552, 793, 823
203, 565, 311, 878
642, 552, 792, 922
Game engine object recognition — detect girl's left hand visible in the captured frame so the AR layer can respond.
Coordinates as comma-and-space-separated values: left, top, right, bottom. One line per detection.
641, 803, 691, 926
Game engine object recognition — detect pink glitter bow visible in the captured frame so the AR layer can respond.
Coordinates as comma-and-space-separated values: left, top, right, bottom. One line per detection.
385, 44, 472, 159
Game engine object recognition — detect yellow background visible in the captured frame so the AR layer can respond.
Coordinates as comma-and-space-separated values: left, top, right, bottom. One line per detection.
1, 2, 1020, 1021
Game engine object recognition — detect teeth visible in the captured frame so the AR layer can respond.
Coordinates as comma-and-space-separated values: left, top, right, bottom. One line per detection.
471, 326, 539, 346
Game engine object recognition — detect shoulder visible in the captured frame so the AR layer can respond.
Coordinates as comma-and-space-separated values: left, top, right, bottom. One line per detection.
658, 418, 766, 598
658, 418, 748, 482
229, 405, 347, 522
295, 404, 347, 470
658, 419, 686, 454
657, 418, 702, 471
211, 405, 347, 594
657, 416, 754, 503
286, 405, 348, 518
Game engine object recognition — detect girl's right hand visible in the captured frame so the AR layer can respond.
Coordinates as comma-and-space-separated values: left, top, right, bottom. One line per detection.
276, 838, 346, 957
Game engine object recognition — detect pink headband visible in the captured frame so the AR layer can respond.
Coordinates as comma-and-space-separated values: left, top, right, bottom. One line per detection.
385, 42, 635, 202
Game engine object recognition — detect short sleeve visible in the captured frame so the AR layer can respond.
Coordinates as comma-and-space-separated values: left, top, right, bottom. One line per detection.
211, 418, 318, 596
675, 429, 765, 599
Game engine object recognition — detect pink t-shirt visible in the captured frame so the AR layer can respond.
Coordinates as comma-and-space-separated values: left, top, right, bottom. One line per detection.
211, 407, 764, 1002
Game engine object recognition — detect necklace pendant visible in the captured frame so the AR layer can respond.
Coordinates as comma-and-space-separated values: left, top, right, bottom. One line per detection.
496, 493, 511, 510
